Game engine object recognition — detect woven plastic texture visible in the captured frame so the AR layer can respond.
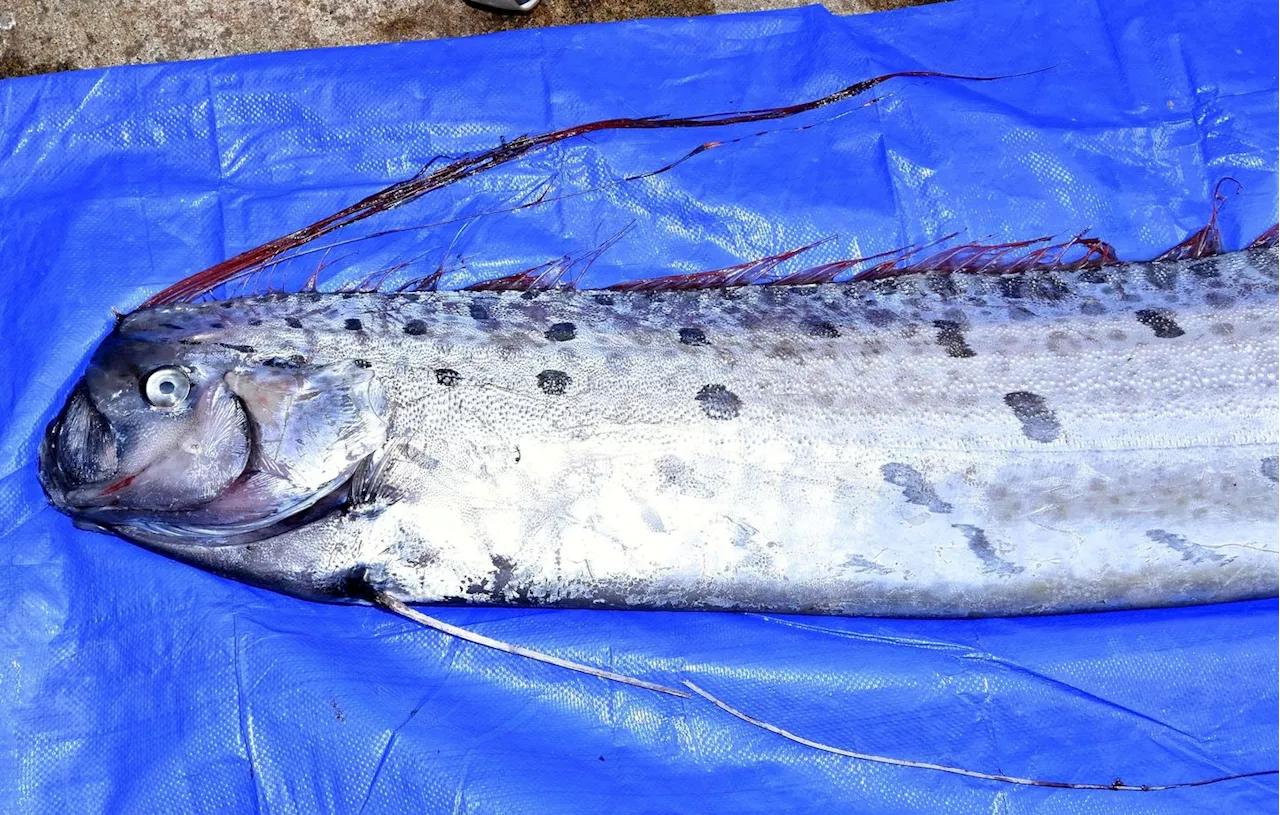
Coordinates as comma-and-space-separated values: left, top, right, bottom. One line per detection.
0, 0, 1277, 812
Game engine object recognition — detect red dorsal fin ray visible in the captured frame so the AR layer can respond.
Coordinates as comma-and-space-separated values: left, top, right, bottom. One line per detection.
139, 69, 1040, 308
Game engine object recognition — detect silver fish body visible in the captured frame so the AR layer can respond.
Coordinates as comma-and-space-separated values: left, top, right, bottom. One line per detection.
40, 247, 1280, 616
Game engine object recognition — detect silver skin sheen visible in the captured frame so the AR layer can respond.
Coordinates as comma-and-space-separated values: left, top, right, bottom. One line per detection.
39, 248, 1280, 616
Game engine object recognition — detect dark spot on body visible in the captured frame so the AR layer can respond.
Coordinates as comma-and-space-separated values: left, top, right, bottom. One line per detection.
932, 320, 976, 358
1135, 309, 1185, 339
954, 525, 1024, 576
1205, 291, 1236, 308
537, 369, 571, 395
286, 317, 303, 329
1033, 277, 1070, 301
1145, 529, 1226, 564
262, 355, 306, 369
344, 318, 363, 331
1144, 264, 1178, 290
353, 359, 372, 369
247, 318, 262, 326
209, 322, 224, 329
866, 309, 897, 327
871, 278, 899, 296
842, 554, 893, 575
997, 277, 1026, 299
1188, 259, 1220, 279
592, 293, 615, 306
806, 321, 841, 338
1079, 268, 1107, 284
217, 342, 256, 354
1003, 391, 1062, 443
1261, 456, 1279, 483
435, 368, 460, 386
1079, 300, 1106, 316
679, 327, 709, 346
695, 384, 742, 420
469, 303, 491, 321
490, 555, 515, 596
880, 463, 952, 513
929, 276, 959, 299
403, 319, 428, 336
220, 301, 235, 309
545, 322, 576, 342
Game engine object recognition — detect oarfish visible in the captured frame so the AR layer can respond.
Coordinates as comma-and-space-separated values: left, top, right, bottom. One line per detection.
38, 245, 1280, 617
34, 68, 1280, 626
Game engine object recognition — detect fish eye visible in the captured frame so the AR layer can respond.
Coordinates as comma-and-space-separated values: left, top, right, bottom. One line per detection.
143, 366, 191, 409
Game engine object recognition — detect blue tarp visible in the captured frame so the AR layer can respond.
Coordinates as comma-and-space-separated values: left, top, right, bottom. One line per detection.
1, 0, 1277, 811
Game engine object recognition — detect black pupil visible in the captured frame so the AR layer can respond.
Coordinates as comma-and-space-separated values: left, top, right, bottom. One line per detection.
158, 379, 175, 395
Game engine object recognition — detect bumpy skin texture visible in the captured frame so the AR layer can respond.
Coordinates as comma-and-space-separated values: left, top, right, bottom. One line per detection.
44, 248, 1280, 616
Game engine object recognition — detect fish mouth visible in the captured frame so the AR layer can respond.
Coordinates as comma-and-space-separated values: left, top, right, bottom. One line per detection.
38, 384, 121, 512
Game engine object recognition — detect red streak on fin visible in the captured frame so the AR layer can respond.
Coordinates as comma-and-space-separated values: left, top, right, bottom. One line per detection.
609, 238, 832, 292
138, 69, 1035, 308
1155, 178, 1238, 262
466, 225, 634, 292
1248, 224, 1278, 249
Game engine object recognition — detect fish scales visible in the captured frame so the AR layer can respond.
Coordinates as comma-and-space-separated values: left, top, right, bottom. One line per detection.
40, 248, 1280, 616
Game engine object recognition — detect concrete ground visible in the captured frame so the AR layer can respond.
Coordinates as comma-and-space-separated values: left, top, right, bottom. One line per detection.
0, 0, 937, 78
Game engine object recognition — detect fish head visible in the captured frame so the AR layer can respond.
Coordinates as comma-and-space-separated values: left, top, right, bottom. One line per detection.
38, 304, 389, 548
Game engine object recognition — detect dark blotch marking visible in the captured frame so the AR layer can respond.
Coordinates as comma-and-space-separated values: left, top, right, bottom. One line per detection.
695, 384, 742, 420
403, 319, 428, 336
866, 309, 897, 328
1079, 300, 1106, 316
1144, 264, 1179, 291
1145, 529, 1225, 564
1033, 277, 1070, 301
1003, 391, 1062, 443
248, 318, 262, 326
929, 276, 959, 299
262, 355, 306, 369
490, 555, 515, 596
679, 327, 709, 346
997, 277, 1026, 299
592, 293, 615, 306
880, 463, 952, 514
209, 322, 224, 329
1079, 268, 1108, 284
434, 368, 460, 387
1134, 309, 1185, 339
469, 303, 491, 321
1205, 291, 1236, 308
953, 524, 1024, 576
217, 342, 256, 354
537, 369, 571, 395
545, 322, 576, 342
842, 554, 893, 575
344, 318, 364, 331
806, 321, 841, 338
285, 316, 303, 329
932, 320, 976, 358
353, 359, 372, 369
1261, 456, 1279, 483
1188, 259, 1221, 279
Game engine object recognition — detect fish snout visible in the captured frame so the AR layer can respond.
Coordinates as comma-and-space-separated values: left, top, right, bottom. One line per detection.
39, 384, 119, 507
